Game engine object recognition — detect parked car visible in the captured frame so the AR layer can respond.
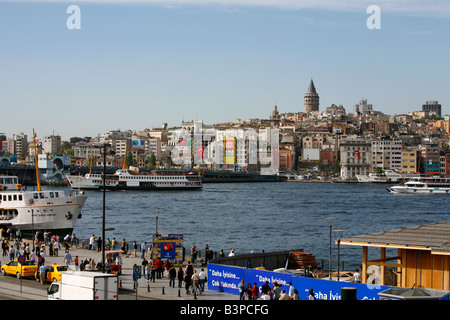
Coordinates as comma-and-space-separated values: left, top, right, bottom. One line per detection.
1, 260, 38, 279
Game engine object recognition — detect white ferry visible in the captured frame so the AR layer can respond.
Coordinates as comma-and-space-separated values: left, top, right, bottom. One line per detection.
356, 173, 388, 183
68, 167, 202, 191
387, 176, 450, 194
0, 130, 87, 236
357, 170, 421, 183
0, 178, 87, 236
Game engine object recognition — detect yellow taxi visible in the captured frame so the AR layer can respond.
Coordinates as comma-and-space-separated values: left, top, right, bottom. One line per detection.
1, 260, 38, 279
35, 264, 71, 283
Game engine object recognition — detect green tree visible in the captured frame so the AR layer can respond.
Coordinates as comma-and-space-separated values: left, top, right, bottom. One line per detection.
148, 154, 156, 168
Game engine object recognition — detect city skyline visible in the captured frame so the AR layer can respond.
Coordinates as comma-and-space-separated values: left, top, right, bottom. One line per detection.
1, 1, 449, 140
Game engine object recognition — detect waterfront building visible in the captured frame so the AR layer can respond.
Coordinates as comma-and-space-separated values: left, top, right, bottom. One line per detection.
419, 143, 441, 174
304, 79, 319, 115
370, 139, 402, 172
401, 147, 419, 173
422, 100, 442, 117
339, 138, 371, 179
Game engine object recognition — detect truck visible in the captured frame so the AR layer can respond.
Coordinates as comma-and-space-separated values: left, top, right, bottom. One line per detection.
47, 271, 119, 300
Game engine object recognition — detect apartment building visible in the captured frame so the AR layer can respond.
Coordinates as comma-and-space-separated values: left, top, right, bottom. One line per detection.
371, 139, 402, 171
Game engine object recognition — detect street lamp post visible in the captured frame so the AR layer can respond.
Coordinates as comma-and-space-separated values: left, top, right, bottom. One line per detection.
326, 217, 335, 280
333, 230, 344, 281
102, 144, 106, 273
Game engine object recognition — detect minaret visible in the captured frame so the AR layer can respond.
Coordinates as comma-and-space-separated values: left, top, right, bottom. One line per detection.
304, 79, 319, 115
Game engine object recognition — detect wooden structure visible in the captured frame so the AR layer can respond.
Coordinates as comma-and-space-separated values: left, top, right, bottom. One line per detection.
339, 220, 450, 290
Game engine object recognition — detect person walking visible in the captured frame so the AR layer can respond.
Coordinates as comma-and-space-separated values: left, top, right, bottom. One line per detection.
238, 279, 246, 300
198, 268, 206, 293
251, 283, 259, 300
191, 270, 200, 295
141, 242, 147, 259
64, 250, 72, 266
169, 266, 177, 288
177, 267, 184, 288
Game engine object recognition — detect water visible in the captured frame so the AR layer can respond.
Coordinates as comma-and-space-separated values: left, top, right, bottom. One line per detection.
72, 182, 450, 263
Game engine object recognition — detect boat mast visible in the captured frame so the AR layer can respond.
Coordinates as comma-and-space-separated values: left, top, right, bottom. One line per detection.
33, 129, 42, 191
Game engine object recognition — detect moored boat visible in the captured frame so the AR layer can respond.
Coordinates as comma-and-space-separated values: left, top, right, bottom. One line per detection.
0, 130, 87, 237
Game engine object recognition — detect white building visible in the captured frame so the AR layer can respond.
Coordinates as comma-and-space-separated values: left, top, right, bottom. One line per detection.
340, 138, 371, 179
371, 139, 402, 171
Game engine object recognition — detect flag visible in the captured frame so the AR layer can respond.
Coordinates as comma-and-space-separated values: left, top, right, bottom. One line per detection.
354, 150, 361, 159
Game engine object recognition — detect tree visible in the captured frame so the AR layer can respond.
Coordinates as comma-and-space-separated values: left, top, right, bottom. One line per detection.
148, 154, 156, 168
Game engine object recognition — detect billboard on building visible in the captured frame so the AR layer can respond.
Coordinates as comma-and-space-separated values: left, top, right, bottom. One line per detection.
224, 137, 236, 164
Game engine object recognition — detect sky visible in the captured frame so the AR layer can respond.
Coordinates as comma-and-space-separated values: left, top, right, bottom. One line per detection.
1, 0, 449, 141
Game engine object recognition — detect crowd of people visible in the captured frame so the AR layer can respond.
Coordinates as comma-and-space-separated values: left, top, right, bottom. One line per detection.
238, 279, 316, 300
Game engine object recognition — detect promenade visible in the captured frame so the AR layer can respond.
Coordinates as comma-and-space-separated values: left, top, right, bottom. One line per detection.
0, 242, 236, 301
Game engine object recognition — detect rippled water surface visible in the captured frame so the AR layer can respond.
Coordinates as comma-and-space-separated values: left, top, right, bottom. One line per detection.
73, 182, 450, 262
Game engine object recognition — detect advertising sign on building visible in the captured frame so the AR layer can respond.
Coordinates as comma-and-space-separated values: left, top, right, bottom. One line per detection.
224, 137, 236, 164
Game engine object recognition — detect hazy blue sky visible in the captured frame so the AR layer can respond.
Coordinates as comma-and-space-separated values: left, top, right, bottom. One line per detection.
1, 1, 449, 140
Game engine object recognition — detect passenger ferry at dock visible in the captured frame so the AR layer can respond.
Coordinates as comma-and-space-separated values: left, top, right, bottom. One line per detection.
68, 167, 202, 191
0, 130, 87, 236
386, 176, 450, 194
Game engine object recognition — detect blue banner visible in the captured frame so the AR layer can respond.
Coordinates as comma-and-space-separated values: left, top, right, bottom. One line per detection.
207, 263, 245, 294
208, 263, 393, 300
244, 268, 293, 296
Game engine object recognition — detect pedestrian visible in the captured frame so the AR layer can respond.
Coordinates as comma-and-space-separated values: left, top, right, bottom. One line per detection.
30, 249, 36, 264
292, 289, 299, 300
308, 288, 316, 300
204, 244, 210, 263
141, 258, 148, 276
191, 245, 198, 264
177, 267, 184, 288
279, 290, 291, 300
121, 239, 126, 252
141, 242, 147, 258
9, 246, 15, 260
155, 257, 163, 279
75, 256, 79, 271
169, 266, 176, 288
198, 268, 206, 293
164, 259, 172, 277
228, 248, 236, 257
353, 269, 361, 283
111, 238, 117, 250
272, 282, 281, 300
245, 283, 252, 300
261, 281, 270, 294
184, 272, 192, 295
238, 279, 246, 300
97, 237, 102, 252
191, 270, 200, 295
288, 282, 294, 298
133, 241, 138, 257
64, 250, 72, 265
251, 283, 259, 300
150, 261, 156, 282
185, 261, 194, 279
53, 240, 60, 256
89, 234, 95, 250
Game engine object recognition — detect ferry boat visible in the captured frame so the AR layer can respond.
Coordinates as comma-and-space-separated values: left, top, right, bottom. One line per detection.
386, 176, 450, 194
68, 167, 202, 191
0, 130, 87, 237
356, 173, 388, 183
357, 170, 421, 183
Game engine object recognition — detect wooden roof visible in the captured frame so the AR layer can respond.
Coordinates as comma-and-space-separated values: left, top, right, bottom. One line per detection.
339, 220, 450, 255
